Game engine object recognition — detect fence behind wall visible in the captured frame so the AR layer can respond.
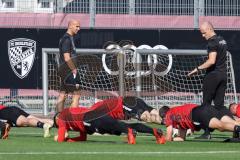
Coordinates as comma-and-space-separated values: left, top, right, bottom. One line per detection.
0, 0, 240, 29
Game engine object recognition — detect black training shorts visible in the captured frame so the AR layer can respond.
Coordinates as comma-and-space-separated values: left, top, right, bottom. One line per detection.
0, 106, 29, 125
123, 96, 154, 119
191, 105, 231, 130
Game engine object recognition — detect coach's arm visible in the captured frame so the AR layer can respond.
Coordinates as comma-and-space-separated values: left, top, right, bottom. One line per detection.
64, 52, 77, 77
188, 51, 217, 76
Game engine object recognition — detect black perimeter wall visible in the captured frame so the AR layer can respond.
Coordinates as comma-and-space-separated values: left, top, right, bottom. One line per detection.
0, 28, 239, 92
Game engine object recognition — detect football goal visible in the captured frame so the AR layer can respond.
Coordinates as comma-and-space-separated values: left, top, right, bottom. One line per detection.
42, 45, 237, 115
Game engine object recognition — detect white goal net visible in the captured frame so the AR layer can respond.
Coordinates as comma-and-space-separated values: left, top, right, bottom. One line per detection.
42, 45, 237, 115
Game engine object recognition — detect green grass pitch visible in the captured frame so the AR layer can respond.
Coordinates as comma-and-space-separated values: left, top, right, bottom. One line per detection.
0, 127, 240, 160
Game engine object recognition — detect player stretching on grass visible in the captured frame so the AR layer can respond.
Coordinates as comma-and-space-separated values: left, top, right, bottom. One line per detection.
158, 104, 240, 141
53, 97, 165, 144
121, 96, 162, 124
0, 105, 53, 138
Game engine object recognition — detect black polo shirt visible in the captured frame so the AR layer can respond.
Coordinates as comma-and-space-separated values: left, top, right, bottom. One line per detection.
206, 35, 228, 74
58, 33, 77, 65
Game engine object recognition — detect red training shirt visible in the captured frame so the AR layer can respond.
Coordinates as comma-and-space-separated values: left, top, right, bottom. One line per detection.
165, 104, 198, 131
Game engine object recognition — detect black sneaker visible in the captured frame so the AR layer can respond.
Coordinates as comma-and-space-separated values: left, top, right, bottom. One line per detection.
232, 132, 239, 138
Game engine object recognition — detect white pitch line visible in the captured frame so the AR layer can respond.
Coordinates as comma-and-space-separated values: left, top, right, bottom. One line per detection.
0, 151, 239, 155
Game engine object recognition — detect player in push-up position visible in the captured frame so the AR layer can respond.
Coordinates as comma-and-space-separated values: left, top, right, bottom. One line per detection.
158, 103, 240, 141
121, 96, 162, 124
53, 97, 166, 144
0, 105, 53, 138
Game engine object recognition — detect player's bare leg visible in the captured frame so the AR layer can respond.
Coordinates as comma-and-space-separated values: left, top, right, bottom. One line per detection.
70, 90, 80, 108
27, 115, 54, 127
56, 91, 67, 112
16, 115, 52, 138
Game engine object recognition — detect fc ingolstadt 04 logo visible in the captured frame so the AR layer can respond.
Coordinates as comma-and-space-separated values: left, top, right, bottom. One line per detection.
8, 38, 36, 79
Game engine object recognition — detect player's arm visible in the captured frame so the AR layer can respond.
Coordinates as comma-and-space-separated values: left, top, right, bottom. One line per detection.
188, 51, 217, 76
172, 127, 187, 141
57, 125, 67, 142
166, 125, 173, 141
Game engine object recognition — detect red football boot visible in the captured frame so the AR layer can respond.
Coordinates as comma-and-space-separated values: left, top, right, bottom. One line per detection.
153, 128, 166, 144
127, 128, 137, 144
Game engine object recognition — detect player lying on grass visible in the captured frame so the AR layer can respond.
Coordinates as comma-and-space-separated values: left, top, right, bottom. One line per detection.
53, 99, 166, 144
158, 104, 240, 141
0, 105, 53, 138
0, 121, 11, 139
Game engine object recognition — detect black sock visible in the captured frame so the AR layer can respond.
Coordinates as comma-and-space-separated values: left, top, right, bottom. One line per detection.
127, 123, 153, 134
89, 116, 128, 135
234, 125, 240, 133
37, 122, 44, 128
0, 121, 4, 128
203, 128, 210, 135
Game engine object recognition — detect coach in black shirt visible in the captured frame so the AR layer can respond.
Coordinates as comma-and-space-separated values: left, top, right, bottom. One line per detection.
188, 21, 228, 138
57, 19, 81, 112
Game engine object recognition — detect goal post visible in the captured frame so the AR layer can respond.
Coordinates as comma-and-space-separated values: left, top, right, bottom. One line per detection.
42, 47, 238, 116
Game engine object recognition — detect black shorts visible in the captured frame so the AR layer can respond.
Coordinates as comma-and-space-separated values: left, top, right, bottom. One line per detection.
214, 106, 233, 119
60, 82, 78, 93
191, 105, 232, 130
123, 96, 154, 119
0, 121, 4, 128
85, 115, 122, 135
0, 106, 29, 125
58, 62, 81, 94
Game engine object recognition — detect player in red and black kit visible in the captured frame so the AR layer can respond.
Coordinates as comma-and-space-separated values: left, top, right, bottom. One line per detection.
0, 105, 53, 138
54, 97, 165, 144
188, 21, 229, 139
159, 104, 240, 141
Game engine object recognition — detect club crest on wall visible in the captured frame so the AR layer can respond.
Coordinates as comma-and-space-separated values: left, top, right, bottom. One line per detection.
8, 38, 36, 79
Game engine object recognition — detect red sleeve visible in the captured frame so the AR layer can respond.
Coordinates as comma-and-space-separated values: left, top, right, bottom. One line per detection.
236, 105, 240, 118
0, 105, 6, 110
165, 111, 172, 127
57, 120, 67, 142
